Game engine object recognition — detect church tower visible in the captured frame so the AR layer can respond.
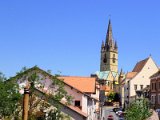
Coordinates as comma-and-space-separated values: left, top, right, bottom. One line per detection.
100, 20, 118, 72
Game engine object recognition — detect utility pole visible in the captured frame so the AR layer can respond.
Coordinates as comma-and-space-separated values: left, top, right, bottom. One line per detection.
22, 87, 30, 120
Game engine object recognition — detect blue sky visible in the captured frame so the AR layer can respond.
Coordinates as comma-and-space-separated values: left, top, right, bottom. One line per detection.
0, 0, 160, 77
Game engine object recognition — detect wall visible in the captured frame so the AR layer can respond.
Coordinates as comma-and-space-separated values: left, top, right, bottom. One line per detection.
130, 58, 159, 97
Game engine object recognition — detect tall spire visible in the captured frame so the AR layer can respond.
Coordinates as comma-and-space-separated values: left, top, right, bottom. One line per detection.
106, 19, 113, 47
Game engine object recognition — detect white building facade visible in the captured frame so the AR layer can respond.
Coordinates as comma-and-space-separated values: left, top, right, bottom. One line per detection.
16, 67, 100, 120
124, 57, 159, 107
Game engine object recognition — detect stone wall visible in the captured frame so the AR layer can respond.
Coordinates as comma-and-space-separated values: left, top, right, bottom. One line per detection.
146, 110, 159, 120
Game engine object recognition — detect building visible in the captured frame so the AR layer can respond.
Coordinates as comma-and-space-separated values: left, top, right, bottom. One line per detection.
150, 70, 160, 109
96, 19, 119, 95
14, 66, 100, 120
123, 56, 159, 107
100, 19, 118, 73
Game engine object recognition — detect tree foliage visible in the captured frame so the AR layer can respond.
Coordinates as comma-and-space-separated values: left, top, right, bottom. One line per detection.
125, 99, 151, 120
14, 66, 72, 120
107, 92, 120, 102
0, 72, 22, 119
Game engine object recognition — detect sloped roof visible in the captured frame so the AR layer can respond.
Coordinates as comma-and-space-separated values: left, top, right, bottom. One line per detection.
111, 71, 118, 78
132, 58, 149, 72
126, 72, 137, 79
100, 85, 110, 92
95, 71, 118, 80
60, 100, 88, 117
34, 88, 88, 118
10, 66, 96, 94
95, 71, 110, 80
150, 70, 160, 79
59, 76, 96, 93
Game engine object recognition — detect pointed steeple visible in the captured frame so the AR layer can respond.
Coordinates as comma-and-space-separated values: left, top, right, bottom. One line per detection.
101, 40, 105, 51
106, 19, 113, 47
101, 40, 105, 48
114, 41, 118, 50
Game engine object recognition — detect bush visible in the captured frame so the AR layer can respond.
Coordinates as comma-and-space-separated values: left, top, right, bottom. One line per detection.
125, 99, 151, 120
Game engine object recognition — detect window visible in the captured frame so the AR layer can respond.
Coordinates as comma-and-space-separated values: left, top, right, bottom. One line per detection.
152, 83, 154, 90
155, 83, 157, 90
147, 85, 150, 88
140, 85, 143, 90
159, 82, 160, 89
151, 95, 155, 104
112, 58, 116, 63
158, 95, 160, 104
103, 54, 107, 63
134, 85, 137, 90
75, 100, 80, 107
112, 54, 116, 63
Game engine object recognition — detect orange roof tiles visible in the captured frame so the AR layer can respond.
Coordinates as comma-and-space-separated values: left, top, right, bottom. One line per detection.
100, 85, 110, 92
126, 72, 137, 79
59, 76, 96, 93
132, 58, 149, 72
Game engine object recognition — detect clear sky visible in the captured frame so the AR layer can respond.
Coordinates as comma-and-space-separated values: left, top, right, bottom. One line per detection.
0, 0, 160, 77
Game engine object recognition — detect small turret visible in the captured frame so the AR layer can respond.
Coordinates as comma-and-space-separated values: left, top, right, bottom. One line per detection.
101, 40, 105, 52
114, 41, 118, 50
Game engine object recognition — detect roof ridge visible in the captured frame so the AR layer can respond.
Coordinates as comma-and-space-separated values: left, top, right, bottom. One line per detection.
60, 76, 94, 78
132, 57, 150, 72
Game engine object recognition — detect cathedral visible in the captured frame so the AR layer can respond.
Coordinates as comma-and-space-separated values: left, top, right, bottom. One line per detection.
96, 19, 120, 94
100, 19, 118, 72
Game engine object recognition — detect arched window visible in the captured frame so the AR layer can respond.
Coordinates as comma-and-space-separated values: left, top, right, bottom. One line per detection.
112, 58, 116, 63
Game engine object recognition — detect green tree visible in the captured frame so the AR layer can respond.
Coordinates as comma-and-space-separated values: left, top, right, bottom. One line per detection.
0, 72, 22, 119
107, 92, 115, 102
125, 99, 151, 120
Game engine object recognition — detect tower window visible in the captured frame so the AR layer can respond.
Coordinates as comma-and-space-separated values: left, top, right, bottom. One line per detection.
103, 58, 107, 63
103, 54, 107, 63
112, 54, 116, 63
112, 58, 116, 63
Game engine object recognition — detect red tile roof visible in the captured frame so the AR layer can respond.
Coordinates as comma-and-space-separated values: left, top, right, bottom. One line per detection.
100, 85, 110, 92
59, 76, 96, 93
132, 58, 149, 72
126, 72, 137, 79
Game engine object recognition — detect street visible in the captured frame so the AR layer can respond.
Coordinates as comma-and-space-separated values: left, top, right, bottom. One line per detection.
102, 106, 119, 120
